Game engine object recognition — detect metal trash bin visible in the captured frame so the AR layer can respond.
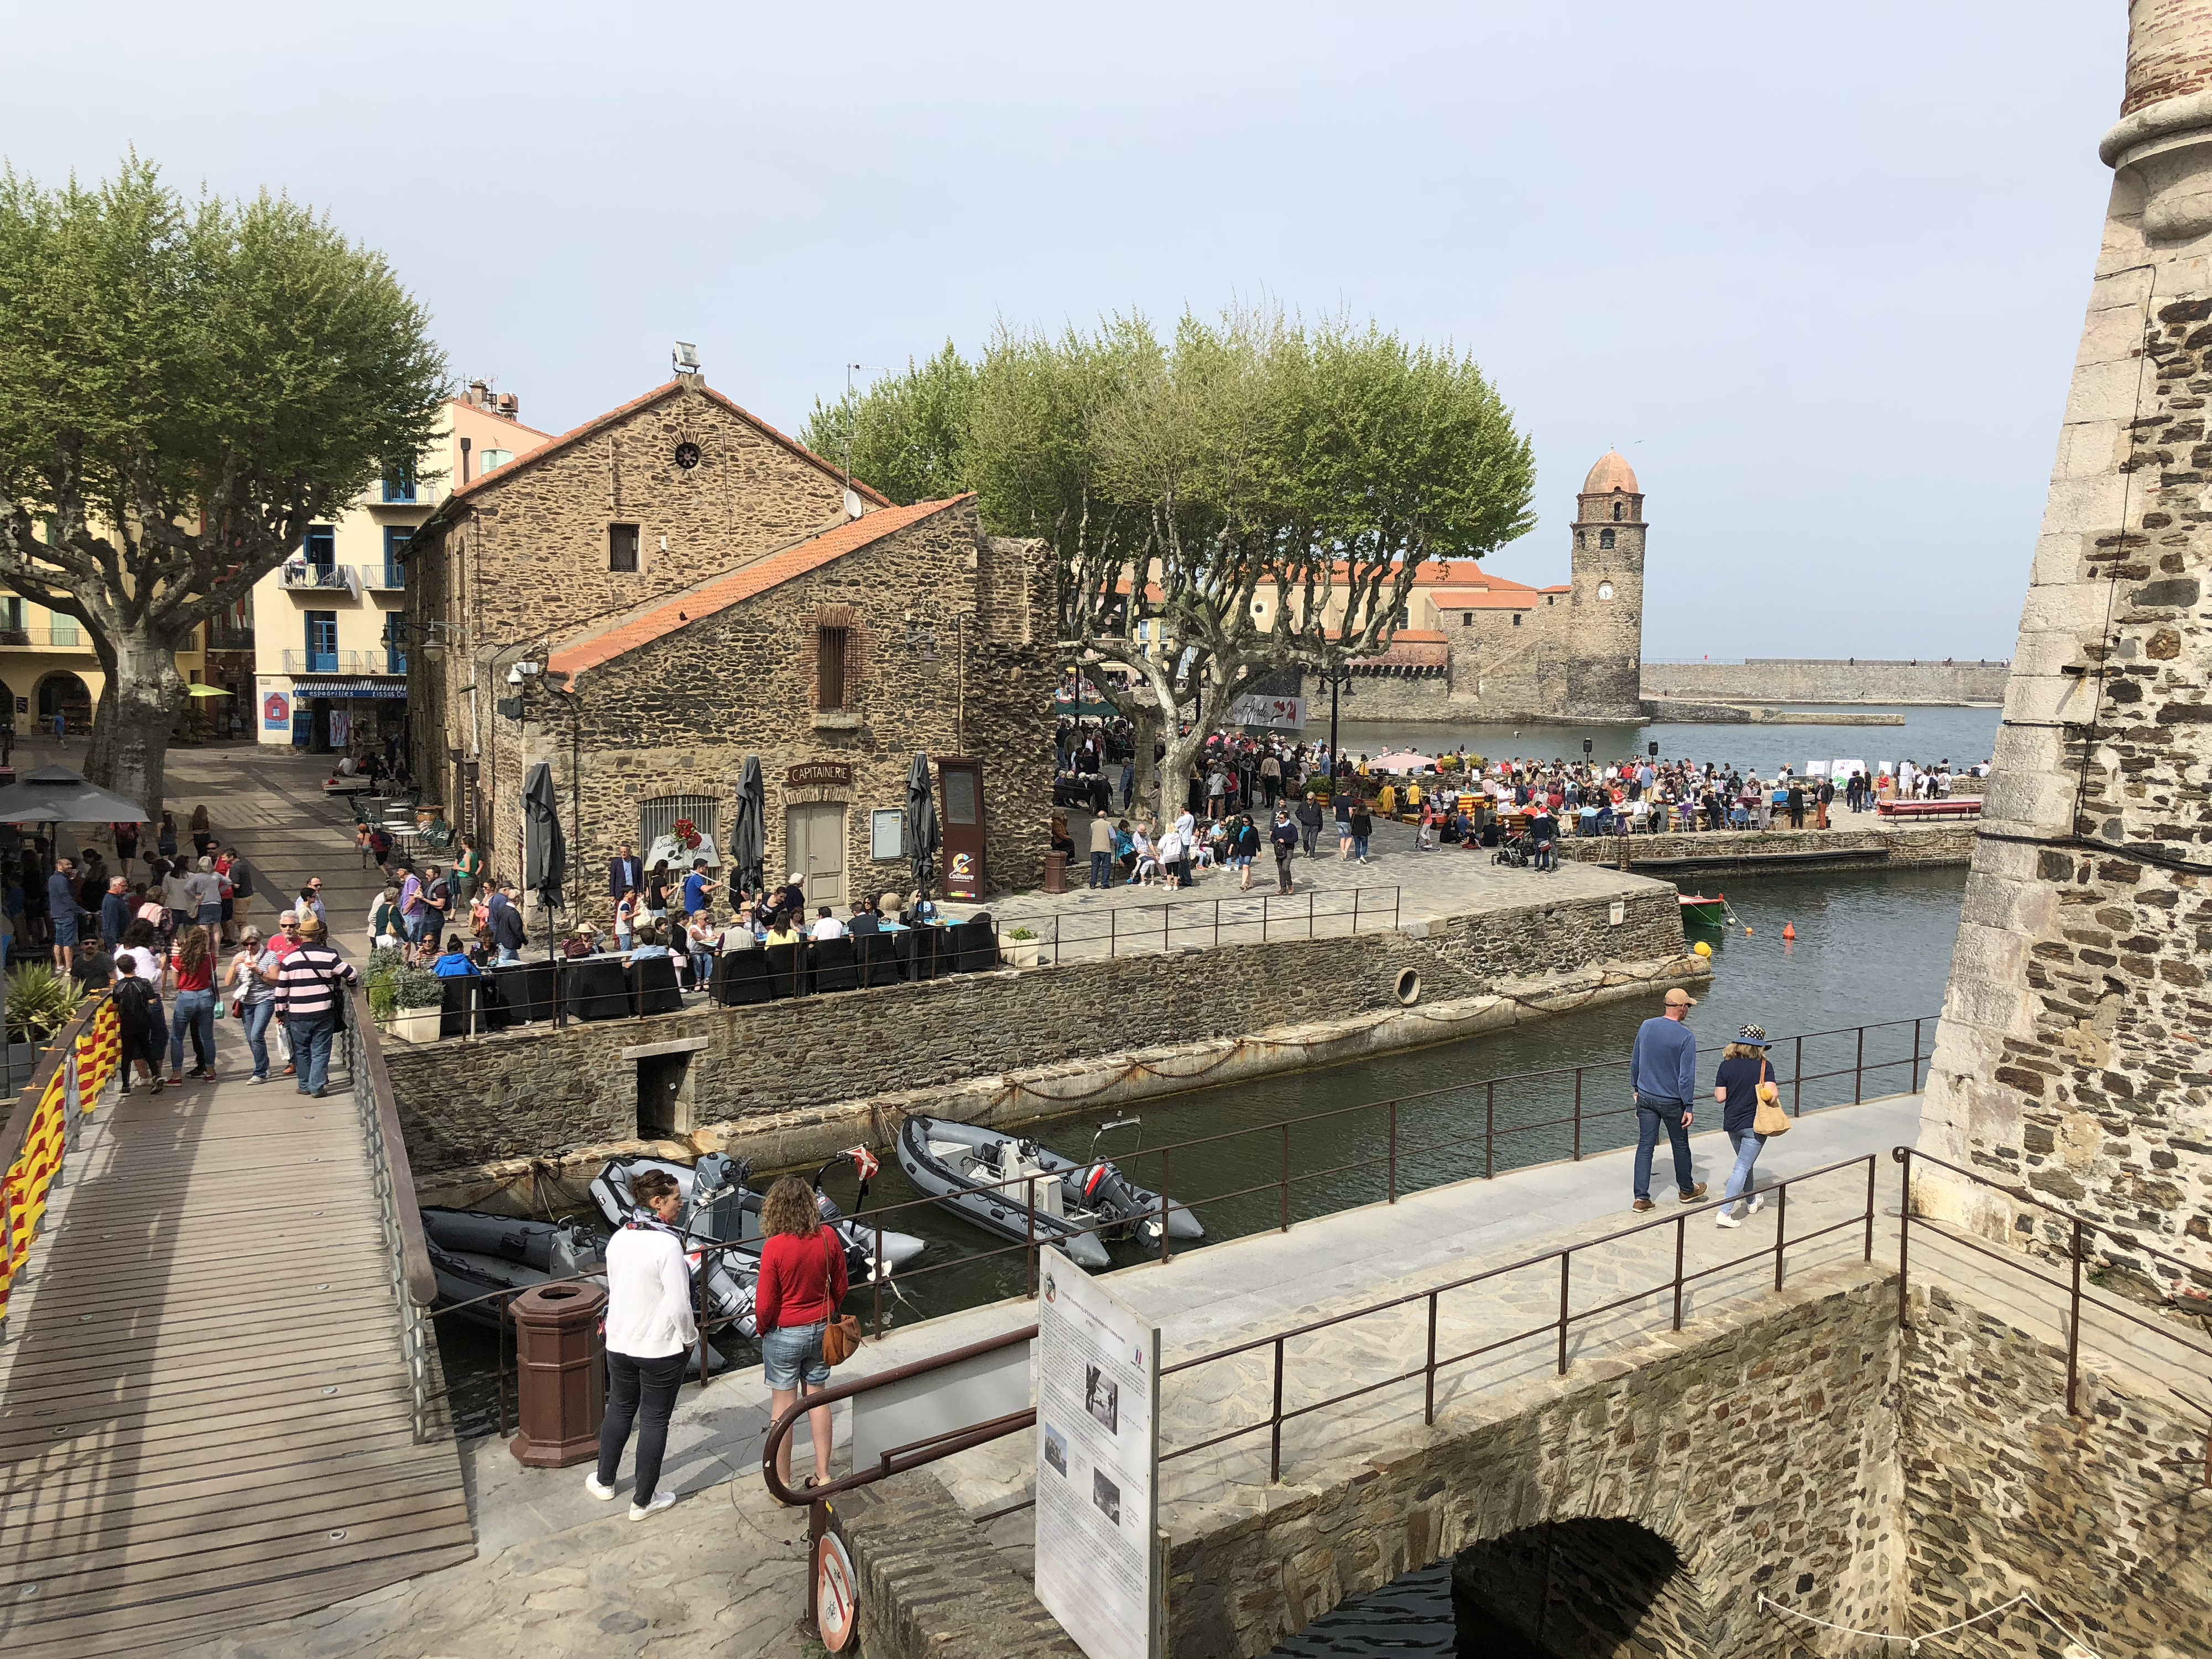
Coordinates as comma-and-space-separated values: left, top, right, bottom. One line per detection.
509, 1279, 607, 1467
1042, 851, 1069, 895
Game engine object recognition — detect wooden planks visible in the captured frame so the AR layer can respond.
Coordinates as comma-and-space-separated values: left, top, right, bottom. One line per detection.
0, 1032, 473, 1659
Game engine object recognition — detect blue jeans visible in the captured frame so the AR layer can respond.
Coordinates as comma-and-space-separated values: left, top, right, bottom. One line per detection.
1089, 852, 1112, 888
286, 1013, 336, 1094
1633, 1097, 1695, 1201
169, 988, 215, 1074
1723, 1128, 1766, 1209
1352, 836, 1370, 860
242, 998, 276, 1078
762, 1321, 831, 1390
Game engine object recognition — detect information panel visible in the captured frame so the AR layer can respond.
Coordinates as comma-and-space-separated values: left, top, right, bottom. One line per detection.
1035, 1250, 1160, 1659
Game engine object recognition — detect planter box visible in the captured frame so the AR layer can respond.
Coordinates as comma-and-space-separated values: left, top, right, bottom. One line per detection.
1000, 941, 1048, 968
383, 1005, 442, 1045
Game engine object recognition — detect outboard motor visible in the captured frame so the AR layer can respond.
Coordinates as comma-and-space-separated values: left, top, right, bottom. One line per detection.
1077, 1161, 1153, 1241
690, 1152, 750, 1245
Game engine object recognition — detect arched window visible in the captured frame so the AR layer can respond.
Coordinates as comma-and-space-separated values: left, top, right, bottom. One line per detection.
1599, 528, 1616, 550
1612, 500, 1625, 521
1575, 530, 1585, 548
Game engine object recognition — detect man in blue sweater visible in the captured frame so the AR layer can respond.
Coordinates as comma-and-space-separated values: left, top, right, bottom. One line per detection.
1629, 987, 1708, 1211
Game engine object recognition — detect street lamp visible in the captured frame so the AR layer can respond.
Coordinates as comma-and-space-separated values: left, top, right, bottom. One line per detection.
1312, 659, 1356, 774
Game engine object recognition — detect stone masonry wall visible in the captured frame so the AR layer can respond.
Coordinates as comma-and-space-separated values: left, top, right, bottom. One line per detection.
1901, 1282, 2211, 1659
1640, 659, 2011, 706
1558, 823, 1979, 869
1167, 1267, 1901, 1658
383, 887, 1684, 1168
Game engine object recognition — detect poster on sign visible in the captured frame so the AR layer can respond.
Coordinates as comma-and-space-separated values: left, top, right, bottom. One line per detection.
262, 690, 291, 731
1804, 760, 1828, 778
1227, 692, 1306, 732
327, 709, 352, 750
1036, 1249, 1160, 1659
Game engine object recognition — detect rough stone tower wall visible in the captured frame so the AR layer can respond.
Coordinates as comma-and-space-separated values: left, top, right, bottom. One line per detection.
1564, 486, 1647, 718
1922, 0, 2212, 1294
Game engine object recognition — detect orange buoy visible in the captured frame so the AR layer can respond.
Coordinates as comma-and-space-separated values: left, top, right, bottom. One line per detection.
1782, 923, 1796, 940
1744, 925, 1754, 936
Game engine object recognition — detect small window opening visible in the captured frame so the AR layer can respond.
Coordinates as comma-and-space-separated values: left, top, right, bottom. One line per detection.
1463, 611, 1473, 627
1612, 500, 1625, 521
1599, 528, 1616, 550
1512, 613, 1522, 628
818, 625, 849, 711
609, 523, 640, 572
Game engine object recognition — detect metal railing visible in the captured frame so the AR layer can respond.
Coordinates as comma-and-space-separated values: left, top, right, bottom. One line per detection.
1018, 884, 1399, 962
0, 993, 123, 1338
362, 563, 406, 591
0, 625, 91, 649
339, 984, 443, 1439
1897, 1146, 2211, 1434
279, 648, 396, 675
280, 563, 354, 592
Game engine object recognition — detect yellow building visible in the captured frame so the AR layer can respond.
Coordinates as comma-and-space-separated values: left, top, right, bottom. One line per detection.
251, 384, 550, 753
0, 598, 208, 739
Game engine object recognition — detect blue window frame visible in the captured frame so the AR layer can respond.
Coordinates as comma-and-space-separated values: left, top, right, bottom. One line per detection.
306, 612, 338, 673
382, 525, 410, 587
382, 463, 416, 503
382, 613, 407, 675
303, 525, 336, 571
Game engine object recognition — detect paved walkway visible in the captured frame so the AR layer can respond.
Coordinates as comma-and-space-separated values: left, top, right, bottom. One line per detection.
0, 1001, 471, 1657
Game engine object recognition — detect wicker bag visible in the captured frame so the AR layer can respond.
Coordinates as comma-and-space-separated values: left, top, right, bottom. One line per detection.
1752, 1057, 1791, 1136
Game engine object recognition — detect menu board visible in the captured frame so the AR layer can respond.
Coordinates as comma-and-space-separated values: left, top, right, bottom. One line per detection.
1035, 1250, 1160, 1659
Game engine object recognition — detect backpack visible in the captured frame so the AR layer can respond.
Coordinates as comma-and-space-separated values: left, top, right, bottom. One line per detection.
112, 975, 155, 1035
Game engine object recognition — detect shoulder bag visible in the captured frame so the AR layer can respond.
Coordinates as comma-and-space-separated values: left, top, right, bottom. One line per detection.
819, 1234, 863, 1365
1752, 1056, 1790, 1136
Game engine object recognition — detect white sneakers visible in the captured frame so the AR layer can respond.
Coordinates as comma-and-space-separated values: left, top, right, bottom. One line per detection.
1714, 1192, 1768, 1228
1715, 1210, 1742, 1229
1747, 1192, 1766, 1214
629, 1490, 676, 1522
584, 1472, 617, 1500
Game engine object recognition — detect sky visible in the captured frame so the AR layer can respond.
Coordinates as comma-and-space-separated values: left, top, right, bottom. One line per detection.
3, 1, 2120, 660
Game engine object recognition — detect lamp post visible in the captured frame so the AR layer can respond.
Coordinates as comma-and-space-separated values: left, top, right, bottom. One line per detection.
1313, 660, 1356, 776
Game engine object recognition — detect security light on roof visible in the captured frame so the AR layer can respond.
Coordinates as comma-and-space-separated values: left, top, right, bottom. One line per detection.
672, 342, 702, 374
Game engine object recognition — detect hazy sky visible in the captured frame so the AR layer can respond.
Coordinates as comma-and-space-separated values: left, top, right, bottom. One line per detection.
6, 2, 2120, 659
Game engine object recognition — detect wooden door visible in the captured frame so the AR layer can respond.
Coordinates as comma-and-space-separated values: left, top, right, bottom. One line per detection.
786, 804, 846, 907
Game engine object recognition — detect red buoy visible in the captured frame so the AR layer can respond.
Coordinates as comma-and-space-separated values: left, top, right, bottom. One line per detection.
1782, 922, 1796, 940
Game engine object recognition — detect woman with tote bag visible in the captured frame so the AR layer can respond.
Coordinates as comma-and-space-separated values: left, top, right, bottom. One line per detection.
1712, 1025, 1785, 1228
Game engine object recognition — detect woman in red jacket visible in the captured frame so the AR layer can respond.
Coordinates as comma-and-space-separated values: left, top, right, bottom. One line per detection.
755, 1175, 848, 1491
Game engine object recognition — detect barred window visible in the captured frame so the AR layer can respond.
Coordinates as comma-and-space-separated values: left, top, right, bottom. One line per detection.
817, 625, 848, 711
640, 794, 718, 868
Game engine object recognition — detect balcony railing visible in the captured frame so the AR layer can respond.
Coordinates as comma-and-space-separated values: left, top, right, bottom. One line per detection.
0, 626, 92, 649
281, 562, 356, 593
206, 625, 256, 652
362, 563, 405, 591
280, 649, 400, 675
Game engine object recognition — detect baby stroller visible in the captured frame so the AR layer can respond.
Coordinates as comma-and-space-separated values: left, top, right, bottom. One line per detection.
1492, 832, 1535, 868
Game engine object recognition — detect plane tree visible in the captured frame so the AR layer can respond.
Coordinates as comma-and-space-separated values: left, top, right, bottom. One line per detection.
0, 156, 445, 810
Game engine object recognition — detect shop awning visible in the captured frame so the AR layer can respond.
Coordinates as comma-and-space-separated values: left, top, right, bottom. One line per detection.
290, 678, 409, 699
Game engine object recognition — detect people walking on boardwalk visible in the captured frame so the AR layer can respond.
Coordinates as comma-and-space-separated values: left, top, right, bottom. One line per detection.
1712, 1025, 1776, 1227
1270, 808, 1299, 894
755, 1173, 849, 1494
1349, 797, 1373, 864
168, 925, 217, 1083
267, 916, 358, 1098
228, 927, 278, 1083
1629, 987, 1708, 1212
585, 1167, 695, 1521
1087, 809, 1114, 889
47, 855, 83, 972
1296, 792, 1323, 857
1335, 793, 1354, 860
111, 926, 164, 1095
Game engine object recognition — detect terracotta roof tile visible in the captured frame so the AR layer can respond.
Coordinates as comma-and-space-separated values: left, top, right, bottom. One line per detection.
547, 496, 968, 680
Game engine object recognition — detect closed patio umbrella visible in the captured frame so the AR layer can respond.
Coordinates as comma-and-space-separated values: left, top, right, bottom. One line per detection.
522, 763, 566, 918
904, 752, 939, 905
0, 764, 148, 827
731, 755, 765, 901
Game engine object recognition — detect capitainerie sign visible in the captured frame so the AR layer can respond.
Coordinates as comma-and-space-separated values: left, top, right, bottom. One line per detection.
786, 761, 854, 786
1035, 1250, 1163, 1659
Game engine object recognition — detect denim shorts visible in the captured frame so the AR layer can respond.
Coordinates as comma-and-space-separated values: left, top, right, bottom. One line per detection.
761, 1321, 830, 1390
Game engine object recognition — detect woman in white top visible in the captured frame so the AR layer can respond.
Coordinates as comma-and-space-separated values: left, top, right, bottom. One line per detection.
585, 1168, 696, 1520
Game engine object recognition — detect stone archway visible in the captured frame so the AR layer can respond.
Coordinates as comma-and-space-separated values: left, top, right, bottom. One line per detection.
1452, 1519, 1710, 1657
35, 671, 92, 733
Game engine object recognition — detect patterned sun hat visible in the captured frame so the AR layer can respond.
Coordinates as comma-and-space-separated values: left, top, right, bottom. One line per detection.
1738, 1024, 1770, 1046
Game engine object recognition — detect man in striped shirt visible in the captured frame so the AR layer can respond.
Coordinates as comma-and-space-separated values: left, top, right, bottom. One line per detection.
263, 916, 358, 1098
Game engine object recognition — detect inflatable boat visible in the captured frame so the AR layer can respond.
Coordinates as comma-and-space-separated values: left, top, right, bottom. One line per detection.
893, 1115, 1202, 1271
420, 1206, 757, 1343
588, 1151, 924, 1281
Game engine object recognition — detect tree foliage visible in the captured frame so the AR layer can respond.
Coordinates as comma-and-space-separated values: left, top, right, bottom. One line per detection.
0, 154, 446, 806
813, 306, 1536, 807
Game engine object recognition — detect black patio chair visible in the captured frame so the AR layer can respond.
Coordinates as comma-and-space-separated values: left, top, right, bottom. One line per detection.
904, 926, 942, 982
764, 941, 808, 998
437, 975, 479, 1039
630, 953, 684, 1015
718, 951, 773, 1006
857, 932, 902, 989
566, 956, 632, 1021
812, 937, 860, 993
489, 959, 556, 1024
950, 918, 997, 974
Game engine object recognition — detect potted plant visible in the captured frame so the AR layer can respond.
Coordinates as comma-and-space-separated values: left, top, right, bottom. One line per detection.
4, 964, 85, 1086
1000, 926, 1048, 968
384, 963, 445, 1044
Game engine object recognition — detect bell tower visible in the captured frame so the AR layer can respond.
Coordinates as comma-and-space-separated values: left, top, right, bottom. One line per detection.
1564, 450, 1647, 719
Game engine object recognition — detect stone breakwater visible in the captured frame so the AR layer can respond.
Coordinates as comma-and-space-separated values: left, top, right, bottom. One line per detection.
1640, 658, 2010, 706
1557, 821, 1979, 870
387, 884, 1695, 1193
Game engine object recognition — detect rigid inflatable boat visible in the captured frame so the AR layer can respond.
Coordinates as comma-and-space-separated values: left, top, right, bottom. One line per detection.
893, 1115, 1202, 1271
587, 1151, 924, 1281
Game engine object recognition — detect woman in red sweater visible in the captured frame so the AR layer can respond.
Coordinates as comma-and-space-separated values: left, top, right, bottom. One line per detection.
755, 1175, 848, 1491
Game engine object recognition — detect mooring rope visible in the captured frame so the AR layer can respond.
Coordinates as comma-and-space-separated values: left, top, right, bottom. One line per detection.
1759, 1590, 2101, 1657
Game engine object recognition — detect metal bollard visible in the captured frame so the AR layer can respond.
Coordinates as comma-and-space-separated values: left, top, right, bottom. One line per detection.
509, 1279, 607, 1467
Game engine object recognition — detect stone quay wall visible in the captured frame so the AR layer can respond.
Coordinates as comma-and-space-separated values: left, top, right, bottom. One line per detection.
1639, 659, 2011, 706
1557, 823, 1979, 870
384, 887, 1687, 1172
1902, 1282, 2211, 1659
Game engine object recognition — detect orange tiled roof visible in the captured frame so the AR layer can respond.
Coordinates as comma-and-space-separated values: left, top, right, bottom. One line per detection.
429, 378, 892, 520
547, 496, 968, 680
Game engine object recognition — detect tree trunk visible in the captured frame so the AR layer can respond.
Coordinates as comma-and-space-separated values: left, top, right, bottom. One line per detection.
82, 629, 182, 818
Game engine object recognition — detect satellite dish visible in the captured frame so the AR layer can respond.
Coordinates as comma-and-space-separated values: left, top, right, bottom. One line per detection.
843, 488, 864, 520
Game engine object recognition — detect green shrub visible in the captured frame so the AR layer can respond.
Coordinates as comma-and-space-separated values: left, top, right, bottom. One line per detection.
1009, 926, 1036, 941
392, 964, 444, 1010
367, 977, 400, 1022
6, 964, 85, 1044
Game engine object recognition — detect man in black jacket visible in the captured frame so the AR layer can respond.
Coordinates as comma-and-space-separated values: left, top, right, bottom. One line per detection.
1269, 809, 1300, 895
490, 880, 528, 963
1294, 794, 1323, 858
608, 843, 643, 901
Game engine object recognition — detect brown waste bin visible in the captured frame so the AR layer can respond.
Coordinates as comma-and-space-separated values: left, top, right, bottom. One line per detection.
509, 1279, 607, 1467
1042, 851, 1069, 894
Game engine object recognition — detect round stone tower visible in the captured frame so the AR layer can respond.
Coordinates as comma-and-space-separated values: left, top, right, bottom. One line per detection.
1563, 450, 1647, 719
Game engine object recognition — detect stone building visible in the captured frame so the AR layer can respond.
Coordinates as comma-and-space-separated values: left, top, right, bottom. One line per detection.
1298, 450, 1648, 723
402, 372, 1051, 912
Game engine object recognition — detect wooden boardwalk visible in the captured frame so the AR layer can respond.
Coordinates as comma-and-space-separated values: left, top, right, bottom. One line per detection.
0, 1025, 473, 1658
